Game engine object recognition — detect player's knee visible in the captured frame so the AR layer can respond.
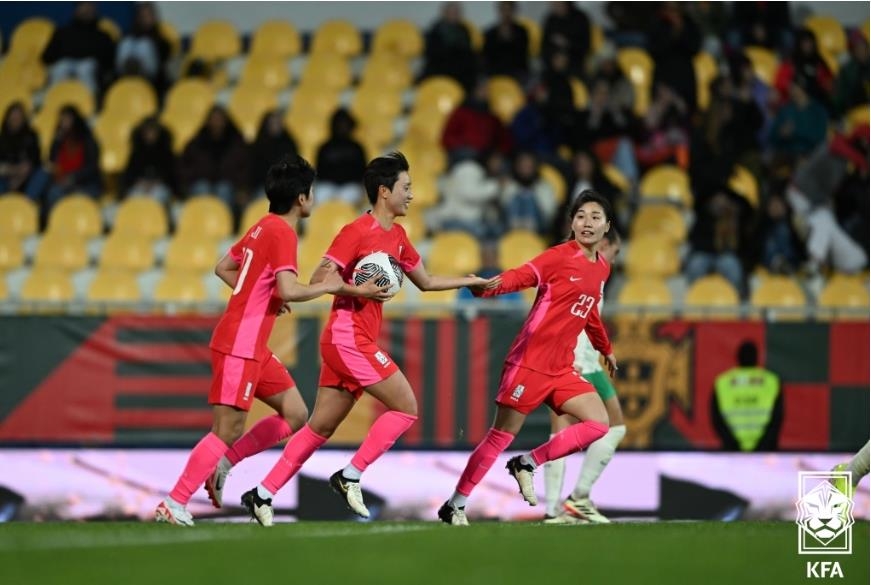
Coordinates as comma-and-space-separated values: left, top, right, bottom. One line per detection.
309, 419, 337, 438
283, 407, 309, 432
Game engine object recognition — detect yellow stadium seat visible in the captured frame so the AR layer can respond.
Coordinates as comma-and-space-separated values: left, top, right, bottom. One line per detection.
353, 116, 395, 151
41, 79, 95, 119
351, 86, 404, 121
517, 16, 541, 57
9, 18, 54, 61
98, 17, 121, 42
463, 20, 483, 51
176, 196, 233, 240
0, 234, 24, 272
407, 171, 439, 209
399, 140, 447, 177
158, 21, 181, 57
743, 46, 778, 86
405, 110, 449, 145
32, 108, 57, 158
360, 54, 413, 92
602, 164, 631, 194
311, 19, 362, 57
113, 197, 168, 240
154, 271, 208, 303
617, 48, 654, 115
846, 105, 869, 134
0, 193, 38, 238
239, 197, 270, 236
286, 115, 329, 162
164, 235, 220, 273
639, 165, 693, 208
413, 76, 465, 119
163, 79, 215, 120
99, 234, 155, 272
34, 233, 89, 271
306, 200, 359, 238
416, 288, 461, 318
630, 204, 687, 243
728, 165, 759, 208
591, 23, 605, 54
684, 274, 740, 319
287, 86, 342, 126
239, 55, 292, 92
0, 59, 43, 101
624, 236, 679, 278
299, 53, 353, 92
0, 277, 7, 300
296, 236, 331, 283
570, 77, 589, 109
428, 232, 481, 276
818, 275, 869, 320
396, 208, 426, 244
189, 20, 241, 62
228, 86, 279, 141
21, 269, 74, 302
250, 21, 301, 59
87, 269, 141, 304
694, 52, 718, 110
103, 77, 158, 122
94, 110, 137, 147
539, 163, 567, 205
47, 195, 103, 238
487, 75, 525, 124
371, 19, 423, 59
160, 109, 205, 153
750, 276, 807, 319
498, 230, 546, 269
98, 136, 130, 175
804, 16, 847, 58
618, 277, 672, 310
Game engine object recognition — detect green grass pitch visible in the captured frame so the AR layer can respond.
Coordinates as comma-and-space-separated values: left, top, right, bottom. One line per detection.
0, 521, 867, 585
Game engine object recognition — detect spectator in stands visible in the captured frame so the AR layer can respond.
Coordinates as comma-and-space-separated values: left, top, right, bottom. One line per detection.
501, 151, 558, 235
767, 78, 828, 165
41, 2, 116, 95
180, 106, 249, 209
773, 28, 834, 109
483, 2, 530, 81
591, 42, 635, 116
116, 2, 172, 97
511, 81, 571, 173
422, 3, 478, 91
728, 54, 773, 147
541, 2, 591, 78
758, 192, 805, 274
36, 105, 102, 214
427, 153, 505, 241
635, 82, 691, 171
314, 108, 367, 206
648, 2, 702, 113
249, 110, 298, 198
728, 1, 793, 52
441, 78, 513, 166
121, 116, 177, 204
0, 103, 43, 199
834, 31, 870, 116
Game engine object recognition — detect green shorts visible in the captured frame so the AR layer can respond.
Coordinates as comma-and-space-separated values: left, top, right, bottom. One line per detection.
583, 370, 616, 401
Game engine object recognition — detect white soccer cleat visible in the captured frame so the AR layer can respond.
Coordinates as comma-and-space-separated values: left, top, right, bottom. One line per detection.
563, 496, 610, 524
506, 456, 538, 506
205, 458, 232, 508
438, 501, 470, 526
154, 498, 195, 526
241, 488, 274, 527
329, 470, 370, 518
543, 513, 588, 525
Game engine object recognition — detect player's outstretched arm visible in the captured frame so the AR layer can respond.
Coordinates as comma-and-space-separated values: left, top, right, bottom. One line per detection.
215, 253, 241, 289
276, 270, 343, 303
405, 263, 495, 292
467, 264, 538, 298
310, 258, 392, 301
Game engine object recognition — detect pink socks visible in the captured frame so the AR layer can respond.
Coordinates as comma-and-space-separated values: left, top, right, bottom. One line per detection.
261, 424, 329, 494
530, 420, 609, 466
350, 411, 418, 472
169, 432, 228, 505
455, 428, 515, 496
226, 415, 292, 465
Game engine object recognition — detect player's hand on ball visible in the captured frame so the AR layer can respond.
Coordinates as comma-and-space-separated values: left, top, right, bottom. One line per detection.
357, 274, 393, 302
604, 353, 618, 378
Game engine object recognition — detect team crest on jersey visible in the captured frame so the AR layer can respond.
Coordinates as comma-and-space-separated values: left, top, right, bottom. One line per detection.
374, 351, 390, 366
510, 384, 525, 401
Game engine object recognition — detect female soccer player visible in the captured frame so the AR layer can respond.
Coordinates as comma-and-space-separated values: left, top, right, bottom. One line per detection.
438, 190, 618, 526
543, 229, 625, 524
242, 152, 492, 526
154, 156, 384, 526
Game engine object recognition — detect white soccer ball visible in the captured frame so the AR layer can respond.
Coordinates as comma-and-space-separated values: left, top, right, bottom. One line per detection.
353, 251, 403, 295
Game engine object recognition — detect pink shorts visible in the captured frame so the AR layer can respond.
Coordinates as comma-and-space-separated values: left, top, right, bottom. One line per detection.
495, 364, 596, 415
209, 350, 294, 411
318, 343, 399, 399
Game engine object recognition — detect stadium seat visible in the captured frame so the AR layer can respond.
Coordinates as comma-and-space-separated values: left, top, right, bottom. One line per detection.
34, 233, 89, 271
498, 230, 546, 269
0, 277, 7, 301
0, 62, 40, 107
158, 20, 181, 57
639, 165, 693, 208
591, 22, 605, 54
32, 108, 58, 158
360, 54, 413, 91
41, 79, 95, 119
371, 19, 424, 59
743, 46, 778, 86
112, 197, 169, 240
416, 288, 461, 319
306, 201, 359, 239
163, 79, 215, 121
684, 274, 740, 319
405, 110, 450, 146
97, 135, 130, 175
296, 236, 331, 283
189, 20, 241, 62
617, 48, 654, 115
464, 20, 483, 51
396, 208, 426, 244
164, 235, 220, 273
0, 234, 24, 272
87, 269, 142, 304
238, 197, 270, 236
804, 16, 847, 58
46, 195, 103, 238
154, 271, 208, 303
99, 234, 155, 272
728, 165, 759, 208
250, 21, 301, 59
353, 116, 395, 152
818, 275, 868, 320
750, 276, 807, 319
624, 236, 679, 278
539, 164, 567, 205
407, 171, 439, 209
238, 55, 292, 92
487, 76, 525, 124
103, 77, 158, 122
399, 140, 447, 177
285, 115, 329, 162
311, 19, 363, 57
413, 76, 465, 119
287, 86, 342, 126
516, 16, 541, 57
845, 105, 869, 134
602, 164, 631, 195
428, 232, 481, 276
617, 277, 672, 310
9, 18, 54, 61
630, 204, 687, 244
299, 53, 353, 92
161, 108, 205, 153
227, 85, 279, 141
570, 77, 589, 109
694, 52, 718, 110
94, 110, 138, 148
21, 269, 74, 303
98, 17, 121, 41
176, 196, 233, 240
351, 85, 404, 122
0, 194, 38, 239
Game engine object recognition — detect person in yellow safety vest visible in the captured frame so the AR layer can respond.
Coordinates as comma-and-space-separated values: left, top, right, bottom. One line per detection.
710, 340, 783, 451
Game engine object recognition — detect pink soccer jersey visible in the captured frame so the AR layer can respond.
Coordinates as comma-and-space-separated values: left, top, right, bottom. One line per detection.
209, 214, 298, 360
320, 212, 421, 347
476, 241, 612, 375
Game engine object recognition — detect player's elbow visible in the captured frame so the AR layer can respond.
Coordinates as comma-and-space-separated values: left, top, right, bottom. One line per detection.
415, 277, 434, 292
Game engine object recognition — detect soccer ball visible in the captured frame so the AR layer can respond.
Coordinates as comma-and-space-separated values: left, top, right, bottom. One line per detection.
353, 251, 403, 295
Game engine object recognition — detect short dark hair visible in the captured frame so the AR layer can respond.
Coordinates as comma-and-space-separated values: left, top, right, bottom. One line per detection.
363, 151, 409, 205
265, 154, 316, 214
736, 340, 758, 367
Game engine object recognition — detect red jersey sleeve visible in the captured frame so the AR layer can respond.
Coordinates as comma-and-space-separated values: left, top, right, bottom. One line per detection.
269, 226, 298, 275
323, 223, 361, 269
584, 301, 612, 356
474, 248, 553, 298
399, 229, 422, 272
228, 239, 244, 263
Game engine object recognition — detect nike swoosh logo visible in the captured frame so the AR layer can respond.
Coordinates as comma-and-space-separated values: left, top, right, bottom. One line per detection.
570, 276, 581, 282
